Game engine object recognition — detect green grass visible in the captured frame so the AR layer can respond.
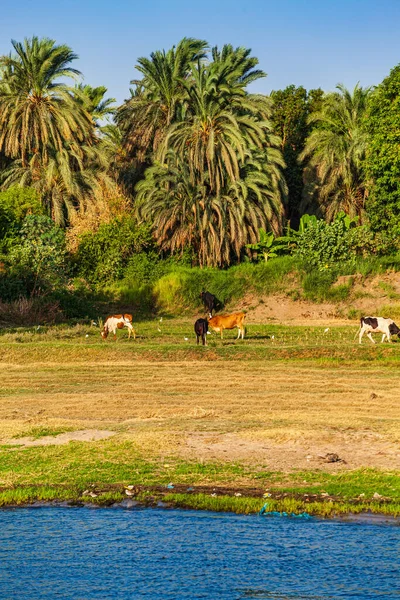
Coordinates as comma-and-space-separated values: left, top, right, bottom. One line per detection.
0, 320, 399, 359
0, 435, 399, 515
14, 426, 76, 439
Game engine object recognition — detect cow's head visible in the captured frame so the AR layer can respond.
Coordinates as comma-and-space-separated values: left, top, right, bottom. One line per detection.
389, 322, 400, 336
101, 329, 108, 340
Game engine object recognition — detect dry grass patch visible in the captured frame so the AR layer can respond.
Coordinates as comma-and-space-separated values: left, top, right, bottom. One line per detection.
0, 359, 399, 471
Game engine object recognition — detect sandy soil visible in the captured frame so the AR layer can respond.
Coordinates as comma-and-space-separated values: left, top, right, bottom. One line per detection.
235, 272, 400, 326
184, 431, 400, 472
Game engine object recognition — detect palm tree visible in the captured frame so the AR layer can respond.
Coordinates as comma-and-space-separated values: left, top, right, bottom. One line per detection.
0, 36, 93, 167
162, 55, 278, 195
1, 143, 116, 226
74, 84, 116, 127
136, 148, 286, 267
133, 42, 287, 266
0, 37, 116, 225
117, 37, 208, 161
300, 83, 371, 221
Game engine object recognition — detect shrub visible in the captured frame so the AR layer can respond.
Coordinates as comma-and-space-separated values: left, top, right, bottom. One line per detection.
296, 218, 354, 271
75, 218, 153, 285
2, 215, 68, 299
0, 187, 43, 222
124, 252, 169, 286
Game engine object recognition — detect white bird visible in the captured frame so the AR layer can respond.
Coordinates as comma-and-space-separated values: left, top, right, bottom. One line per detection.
85, 334, 89, 338
206, 331, 211, 335
184, 337, 189, 341
324, 328, 330, 333
159, 317, 163, 323
157, 327, 162, 332
271, 335, 275, 340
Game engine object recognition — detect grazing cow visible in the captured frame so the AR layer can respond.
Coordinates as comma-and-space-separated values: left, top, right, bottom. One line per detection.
101, 314, 136, 340
358, 316, 400, 344
200, 291, 218, 317
194, 318, 208, 345
208, 312, 246, 340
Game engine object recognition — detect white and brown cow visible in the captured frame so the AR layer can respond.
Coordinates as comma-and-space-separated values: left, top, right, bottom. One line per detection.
101, 314, 136, 340
358, 316, 400, 344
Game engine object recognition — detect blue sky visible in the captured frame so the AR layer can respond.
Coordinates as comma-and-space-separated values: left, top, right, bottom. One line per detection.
1, 0, 400, 105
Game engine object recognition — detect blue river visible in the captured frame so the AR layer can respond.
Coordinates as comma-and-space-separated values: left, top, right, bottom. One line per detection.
0, 505, 399, 599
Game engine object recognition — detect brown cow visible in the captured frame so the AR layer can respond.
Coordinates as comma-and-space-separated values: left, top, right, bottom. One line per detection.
208, 312, 246, 340
101, 314, 136, 340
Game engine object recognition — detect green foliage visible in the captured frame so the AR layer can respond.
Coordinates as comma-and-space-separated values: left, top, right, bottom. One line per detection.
302, 270, 336, 301
0, 37, 117, 226
365, 64, 400, 235
3, 215, 68, 297
0, 187, 43, 221
246, 229, 288, 262
0, 187, 42, 246
75, 218, 153, 285
295, 214, 357, 271
270, 85, 324, 223
301, 83, 371, 222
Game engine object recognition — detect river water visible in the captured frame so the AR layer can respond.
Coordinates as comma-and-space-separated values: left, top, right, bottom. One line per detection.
0, 505, 399, 599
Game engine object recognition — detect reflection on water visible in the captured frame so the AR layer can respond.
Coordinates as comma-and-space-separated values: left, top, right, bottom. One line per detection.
0, 506, 399, 599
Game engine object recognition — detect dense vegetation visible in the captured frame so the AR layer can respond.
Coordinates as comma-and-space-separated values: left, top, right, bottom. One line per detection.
1, 35, 400, 321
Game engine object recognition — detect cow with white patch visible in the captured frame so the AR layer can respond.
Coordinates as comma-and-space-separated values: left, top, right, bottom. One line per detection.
358, 316, 400, 344
101, 314, 136, 340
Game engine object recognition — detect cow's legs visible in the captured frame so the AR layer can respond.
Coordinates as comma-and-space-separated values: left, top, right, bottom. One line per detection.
125, 323, 136, 340
241, 327, 245, 340
237, 327, 241, 339
367, 332, 376, 344
359, 329, 364, 344
382, 332, 390, 343
202, 334, 206, 346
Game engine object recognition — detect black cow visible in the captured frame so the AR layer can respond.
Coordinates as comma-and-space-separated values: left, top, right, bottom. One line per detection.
200, 291, 218, 317
194, 318, 208, 345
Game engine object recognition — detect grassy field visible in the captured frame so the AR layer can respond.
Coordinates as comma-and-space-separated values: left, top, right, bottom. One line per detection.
0, 318, 399, 517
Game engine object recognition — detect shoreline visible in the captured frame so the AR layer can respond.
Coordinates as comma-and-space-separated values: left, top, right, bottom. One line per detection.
1, 484, 399, 521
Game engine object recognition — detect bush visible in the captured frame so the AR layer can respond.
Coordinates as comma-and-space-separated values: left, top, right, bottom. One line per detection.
296, 218, 354, 271
75, 218, 153, 285
1, 215, 68, 299
124, 252, 169, 286
0, 187, 43, 222
0, 187, 43, 251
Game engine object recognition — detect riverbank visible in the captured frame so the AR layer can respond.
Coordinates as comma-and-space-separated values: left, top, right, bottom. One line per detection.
0, 319, 399, 517
1, 484, 400, 521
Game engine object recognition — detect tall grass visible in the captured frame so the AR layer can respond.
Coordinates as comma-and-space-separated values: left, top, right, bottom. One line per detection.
151, 257, 297, 313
